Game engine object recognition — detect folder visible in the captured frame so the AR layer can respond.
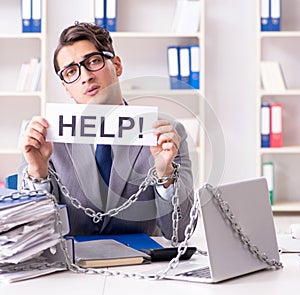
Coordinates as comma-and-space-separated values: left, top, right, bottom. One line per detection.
73, 233, 163, 251
189, 45, 200, 89
94, 0, 105, 28
270, 0, 281, 31
261, 103, 270, 148
21, 0, 32, 33
31, 0, 42, 32
167, 46, 181, 89
262, 162, 274, 205
105, 0, 117, 32
270, 103, 282, 147
179, 46, 191, 89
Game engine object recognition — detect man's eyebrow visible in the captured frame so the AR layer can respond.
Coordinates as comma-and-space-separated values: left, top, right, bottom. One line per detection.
61, 52, 98, 69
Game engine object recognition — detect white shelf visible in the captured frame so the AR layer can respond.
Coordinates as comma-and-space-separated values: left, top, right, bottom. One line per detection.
111, 32, 201, 38
0, 91, 43, 97
0, 33, 43, 39
256, 0, 300, 213
259, 89, 300, 96
272, 201, 300, 213
259, 147, 300, 154
261, 31, 300, 38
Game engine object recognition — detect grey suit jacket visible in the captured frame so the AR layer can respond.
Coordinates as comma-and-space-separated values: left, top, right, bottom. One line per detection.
21, 121, 195, 241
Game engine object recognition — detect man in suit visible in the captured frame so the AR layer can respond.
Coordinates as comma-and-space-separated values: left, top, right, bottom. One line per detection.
20, 22, 195, 242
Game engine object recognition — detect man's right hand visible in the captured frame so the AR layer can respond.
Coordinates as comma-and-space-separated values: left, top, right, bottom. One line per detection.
21, 116, 53, 178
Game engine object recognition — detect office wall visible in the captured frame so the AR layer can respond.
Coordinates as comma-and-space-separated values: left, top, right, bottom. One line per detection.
205, 0, 257, 183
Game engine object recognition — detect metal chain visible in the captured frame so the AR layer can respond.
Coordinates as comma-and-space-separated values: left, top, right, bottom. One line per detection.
48, 163, 180, 229
0, 170, 283, 278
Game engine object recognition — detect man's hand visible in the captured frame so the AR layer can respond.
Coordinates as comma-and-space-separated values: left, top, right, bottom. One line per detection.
21, 116, 53, 178
150, 120, 181, 187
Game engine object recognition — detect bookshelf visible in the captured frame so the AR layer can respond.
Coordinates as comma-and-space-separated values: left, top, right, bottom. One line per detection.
0, 0, 47, 181
256, 0, 300, 212
0, 0, 205, 189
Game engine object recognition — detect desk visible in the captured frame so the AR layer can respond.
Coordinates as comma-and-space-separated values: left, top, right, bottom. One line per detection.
1, 245, 300, 295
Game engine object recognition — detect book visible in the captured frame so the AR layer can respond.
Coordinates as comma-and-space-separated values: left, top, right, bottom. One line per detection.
260, 61, 286, 91
16, 58, 41, 92
73, 239, 151, 268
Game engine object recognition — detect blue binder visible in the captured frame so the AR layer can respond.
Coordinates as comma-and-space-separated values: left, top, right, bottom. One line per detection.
261, 103, 270, 148
105, 0, 117, 32
31, 0, 42, 32
178, 46, 191, 89
94, 0, 105, 28
21, 0, 32, 33
261, 0, 271, 31
189, 45, 200, 89
270, 0, 281, 31
167, 46, 181, 89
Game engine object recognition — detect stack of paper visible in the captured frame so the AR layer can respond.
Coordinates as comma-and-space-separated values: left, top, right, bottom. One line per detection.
0, 190, 69, 283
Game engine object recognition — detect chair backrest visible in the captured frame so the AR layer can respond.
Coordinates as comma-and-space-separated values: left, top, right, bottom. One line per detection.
5, 174, 18, 189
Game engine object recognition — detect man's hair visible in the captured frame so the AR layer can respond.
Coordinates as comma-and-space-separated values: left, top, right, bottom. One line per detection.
53, 22, 115, 73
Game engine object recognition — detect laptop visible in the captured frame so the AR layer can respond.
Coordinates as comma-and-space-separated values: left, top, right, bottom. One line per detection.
165, 177, 281, 283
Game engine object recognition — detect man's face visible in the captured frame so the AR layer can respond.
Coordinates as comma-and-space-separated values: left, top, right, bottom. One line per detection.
57, 40, 123, 104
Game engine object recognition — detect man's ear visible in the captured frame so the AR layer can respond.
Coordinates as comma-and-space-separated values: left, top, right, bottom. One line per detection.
113, 56, 123, 77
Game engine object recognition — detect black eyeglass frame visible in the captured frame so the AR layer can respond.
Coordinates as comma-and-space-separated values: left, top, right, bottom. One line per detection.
57, 51, 114, 84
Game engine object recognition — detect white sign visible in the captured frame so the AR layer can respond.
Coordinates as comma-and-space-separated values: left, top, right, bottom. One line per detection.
46, 103, 158, 146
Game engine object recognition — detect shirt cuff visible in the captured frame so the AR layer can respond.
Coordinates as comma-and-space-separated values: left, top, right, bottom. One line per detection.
155, 183, 175, 201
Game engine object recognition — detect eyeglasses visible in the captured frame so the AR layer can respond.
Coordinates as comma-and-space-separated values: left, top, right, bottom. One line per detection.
57, 51, 114, 84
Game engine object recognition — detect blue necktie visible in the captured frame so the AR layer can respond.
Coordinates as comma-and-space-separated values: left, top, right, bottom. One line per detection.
95, 144, 112, 185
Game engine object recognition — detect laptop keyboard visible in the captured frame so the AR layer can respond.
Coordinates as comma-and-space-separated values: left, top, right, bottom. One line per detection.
176, 267, 211, 279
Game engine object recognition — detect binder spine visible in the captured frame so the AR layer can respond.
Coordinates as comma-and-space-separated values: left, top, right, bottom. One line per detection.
270, 0, 281, 31
261, 103, 270, 148
179, 46, 191, 89
31, 0, 42, 33
262, 161, 274, 205
270, 103, 283, 148
21, 0, 32, 33
106, 0, 117, 32
94, 0, 105, 28
189, 45, 200, 89
167, 46, 181, 90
